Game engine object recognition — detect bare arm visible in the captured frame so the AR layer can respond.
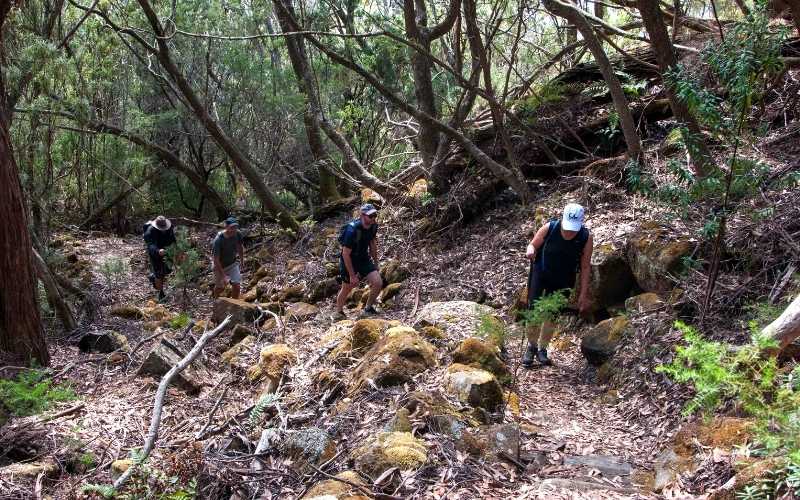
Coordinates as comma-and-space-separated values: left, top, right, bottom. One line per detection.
369, 239, 378, 266
526, 223, 551, 260
341, 247, 356, 279
578, 234, 594, 304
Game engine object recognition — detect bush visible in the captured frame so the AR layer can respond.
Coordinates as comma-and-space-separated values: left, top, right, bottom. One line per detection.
0, 369, 76, 416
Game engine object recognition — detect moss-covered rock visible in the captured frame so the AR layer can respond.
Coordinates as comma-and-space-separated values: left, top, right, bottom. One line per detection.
212, 297, 262, 330
451, 337, 511, 385
414, 301, 502, 344
247, 265, 274, 291
111, 459, 133, 480
272, 284, 306, 302
349, 326, 437, 392
285, 302, 319, 322
78, 331, 129, 353
625, 292, 665, 314
307, 277, 340, 303
401, 390, 479, 436
352, 431, 427, 480
443, 364, 504, 412
110, 304, 145, 320
380, 282, 403, 302
420, 325, 446, 342
247, 344, 298, 386
0, 460, 58, 479
305, 470, 369, 500
627, 222, 694, 293
230, 324, 255, 347
323, 319, 389, 367
221, 335, 256, 366
458, 423, 520, 460
580, 316, 630, 366
380, 259, 410, 285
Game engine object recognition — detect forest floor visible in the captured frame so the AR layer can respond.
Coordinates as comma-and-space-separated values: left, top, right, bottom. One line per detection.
0, 182, 696, 499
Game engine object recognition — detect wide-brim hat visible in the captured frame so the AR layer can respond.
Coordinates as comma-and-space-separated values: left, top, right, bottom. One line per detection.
150, 215, 172, 231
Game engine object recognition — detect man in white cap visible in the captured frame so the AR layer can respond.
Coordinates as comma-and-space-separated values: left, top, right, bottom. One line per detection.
332, 203, 382, 320
144, 215, 176, 302
522, 203, 593, 366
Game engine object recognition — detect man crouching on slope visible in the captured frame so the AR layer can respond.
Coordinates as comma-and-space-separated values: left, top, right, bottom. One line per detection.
332, 204, 382, 321
523, 203, 593, 367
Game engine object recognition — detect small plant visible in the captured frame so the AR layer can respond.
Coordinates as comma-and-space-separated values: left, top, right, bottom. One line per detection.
0, 369, 76, 416
98, 256, 129, 288
81, 484, 115, 498
249, 393, 279, 428
519, 291, 569, 328
517, 81, 566, 116
477, 312, 507, 347
420, 191, 435, 206
169, 312, 191, 330
166, 227, 202, 304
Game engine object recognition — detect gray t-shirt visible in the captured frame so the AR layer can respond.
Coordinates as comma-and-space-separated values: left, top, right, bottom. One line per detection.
212, 231, 243, 268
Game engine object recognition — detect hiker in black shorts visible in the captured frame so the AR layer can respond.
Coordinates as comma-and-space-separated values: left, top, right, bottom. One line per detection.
332, 204, 382, 320
144, 215, 176, 302
523, 203, 593, 366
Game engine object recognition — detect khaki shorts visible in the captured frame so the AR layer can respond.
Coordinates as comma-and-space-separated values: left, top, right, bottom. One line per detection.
214, 262, 241, 287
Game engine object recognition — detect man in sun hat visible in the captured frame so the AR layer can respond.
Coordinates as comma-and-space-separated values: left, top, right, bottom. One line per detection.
212, 216, 245, 300
522, 203, 594, 367
332, 203, 382, 320
144, 215, 176, 302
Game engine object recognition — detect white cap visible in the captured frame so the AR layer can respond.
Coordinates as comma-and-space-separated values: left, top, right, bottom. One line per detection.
561, 203, 585, 231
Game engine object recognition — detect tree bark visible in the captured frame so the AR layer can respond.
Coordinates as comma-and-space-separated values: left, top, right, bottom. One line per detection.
636, 0, 711, 177
32, 248, 77, 333
543, 0, 643, 164
0, 1, 50, 366
763, 294, 800, 353
136, 0, 298, 231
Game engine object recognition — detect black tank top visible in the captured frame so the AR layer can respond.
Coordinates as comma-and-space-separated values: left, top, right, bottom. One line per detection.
536, 221, 588, 289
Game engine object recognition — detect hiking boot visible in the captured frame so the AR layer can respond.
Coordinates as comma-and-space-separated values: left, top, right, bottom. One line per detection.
521, 343, 537, 368
331, 310, 347, 322
536, 348, 553, 366
148, 274, 156, 288
158, 290, 167, 303
361, 305, 379, 317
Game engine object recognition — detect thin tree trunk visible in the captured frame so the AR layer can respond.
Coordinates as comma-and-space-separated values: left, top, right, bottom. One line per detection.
543, 0, 643, 163
82, 170, 159, 228
636, 0, 711, 177
136, 0, 298, 231
32, 248, 77, 333
0, 2, 49, 366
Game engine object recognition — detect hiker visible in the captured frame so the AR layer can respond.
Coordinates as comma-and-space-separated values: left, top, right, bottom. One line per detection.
144, 215, 176, 302
212, 217, 245, 300
332, 204, 382, 320
523, 203, 593, 367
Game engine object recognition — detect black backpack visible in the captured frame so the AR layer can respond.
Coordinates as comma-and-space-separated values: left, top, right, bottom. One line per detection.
142, 222, 152, 240
338, 220, 364, 248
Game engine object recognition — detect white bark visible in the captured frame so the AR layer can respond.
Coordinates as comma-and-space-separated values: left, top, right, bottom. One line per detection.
762, 294, 800, 352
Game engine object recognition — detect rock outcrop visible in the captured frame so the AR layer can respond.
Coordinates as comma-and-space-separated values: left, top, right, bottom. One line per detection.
443, 364, 504, 413
580, 316, 630, 366
350, 326, 437, 392
351, 431, 427, 480
627, 222, 694, 293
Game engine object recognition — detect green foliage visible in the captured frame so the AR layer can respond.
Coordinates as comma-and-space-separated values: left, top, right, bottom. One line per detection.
477, 312, 507, 346
420, 192, 435, 206
517, 82, 566, 116
169, 312, 191, 330
658, 321, 800, 475
520, 291, 568, 328
745, 300, 784, 329
166, 228, 202, 297
250, 393, 279, 428
98, 256, 129, 288
0, 369, 76, 416
81, 484, 116, 498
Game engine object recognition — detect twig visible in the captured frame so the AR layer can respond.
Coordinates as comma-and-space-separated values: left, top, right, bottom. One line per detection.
41, 403, 86, 422
195, 385, 230, 440
113, 316, 232, 490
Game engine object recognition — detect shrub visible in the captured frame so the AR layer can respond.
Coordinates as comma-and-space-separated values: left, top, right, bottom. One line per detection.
0, 369, 76, 416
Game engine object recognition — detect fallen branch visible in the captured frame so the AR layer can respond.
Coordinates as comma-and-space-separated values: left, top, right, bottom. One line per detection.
194, 383, 230, 440
41, 403, 86, 422
113, 315, 231, 490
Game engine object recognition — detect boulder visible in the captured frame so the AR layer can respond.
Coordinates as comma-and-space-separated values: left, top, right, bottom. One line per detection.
285, 302, 319, 322
137, 339, 206, 393
351, 431, 427, 480
247, 344, 298, 388
256, 427, 337, 470
580, 316, 630, 366
110, 304, 145, 320
221, 335, 256, 367
584, 243, 637, 312
0, 460, 58, 479
401, 390, 478, 437
350, 326, 437, 392
459, 424, 520, 460
273, 284, 306, 302
443, 364, 504, 413
327, 319, 388, 367
414, 301, 502, 344
230, 324, 255, 347
78, 331, 129, 353
212, 298, 262, 329
625, 292, 665, 314
451, 337, 511, 385
380, 282, 403, 302
305, 470, 369, 500
380, 259, 410, 285
307, 277, 340, 303
627, 222, 695, 292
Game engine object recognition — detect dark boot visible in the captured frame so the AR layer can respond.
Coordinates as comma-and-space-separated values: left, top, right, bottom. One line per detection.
521, 343, 537, 368
536, 348, 553, 366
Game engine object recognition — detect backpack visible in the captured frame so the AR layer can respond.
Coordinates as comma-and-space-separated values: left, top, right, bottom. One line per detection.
142, 222, 152, 240
337, 220, 364, 248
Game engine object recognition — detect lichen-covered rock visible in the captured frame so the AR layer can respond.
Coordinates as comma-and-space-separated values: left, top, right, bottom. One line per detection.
212, 297, 262, 329
580, 316, 630, 366
247, 344, 298, 386
352, 431, 427, 479
443, 364, 504, 412
327, 319, 388, 366
458, 423, 520, 459
305, 470, 368, 500
452, 337, 511, 385
307, 277, 340, 303
0, 460, 58, 479
137, 339, 206, 393
627, 222, 694, 293
230, 324, 255, 347
414, 301, 501, 343
273, 284, 306, 302
221, 335, 256, 366
380, 282, 403, 302
110, 304, 145, 320
256, 427, 336, 470
380, 259, 410, 285
625, 292, 665, 314
585, 243, 636, 312
401, 390, 478, 436
78, 331, 129, 353
285, 302, 319, 322
350, 326, 437, 392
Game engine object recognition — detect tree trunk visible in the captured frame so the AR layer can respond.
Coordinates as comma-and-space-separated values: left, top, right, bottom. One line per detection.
636, 0, 711, 177
544, 0, 642, 163
137, 0, 298, 231
763, 294, 800, 353
784, 0, 800, 37
82, 170, 159, 228
32, 249, 77, 333
0, 3, 50, 366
